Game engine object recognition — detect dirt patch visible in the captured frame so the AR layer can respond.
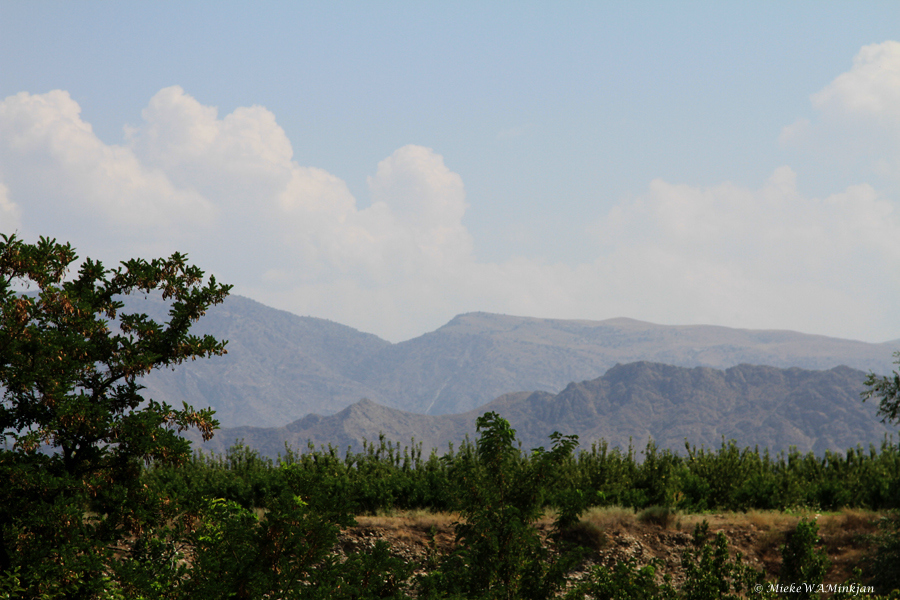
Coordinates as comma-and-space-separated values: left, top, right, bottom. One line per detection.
340, 508, 882, 587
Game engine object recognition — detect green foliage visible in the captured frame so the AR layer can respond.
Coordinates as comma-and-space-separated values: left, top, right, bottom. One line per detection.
680, 522, 768, 600
0, 234, 230, 597
565, 558, 673, 600
135, 417, 900, 600
110, 519, 190, 600
0, 568, 25, 600
146, 431, 900, 520
778, 518, 830, 600
420, 412, 581, 600
864, 352, 900, 425
130, 361, 900, 527
310, 540, 413, 600
144, 442, 290, 511
569, 521, 771, 600
867, 511, 900, 595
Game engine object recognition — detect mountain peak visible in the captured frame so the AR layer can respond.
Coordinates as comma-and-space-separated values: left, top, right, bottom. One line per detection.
140, 296, 900, 427
198, 361, 891, 458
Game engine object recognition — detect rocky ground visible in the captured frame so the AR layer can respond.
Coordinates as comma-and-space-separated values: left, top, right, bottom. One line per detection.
338, 508, 882, 590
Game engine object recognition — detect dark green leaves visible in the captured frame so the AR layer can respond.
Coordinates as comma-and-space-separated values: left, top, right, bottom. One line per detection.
0, 233, 230, 595
424, 412, 582, 600
863, 352, 900, 426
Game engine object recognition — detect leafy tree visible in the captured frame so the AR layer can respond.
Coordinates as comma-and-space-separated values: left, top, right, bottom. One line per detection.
420, 412, 581, 600
564, 557, 672, 600
862, 355, 900, 595
867, 512, 900, 595
0, 234, 230, 597
778, 518, 829, 600
680, 521, 768, 600
863, 352, 900, 426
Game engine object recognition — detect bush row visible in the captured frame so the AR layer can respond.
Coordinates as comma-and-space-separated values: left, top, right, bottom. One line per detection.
144, 432, 900, 514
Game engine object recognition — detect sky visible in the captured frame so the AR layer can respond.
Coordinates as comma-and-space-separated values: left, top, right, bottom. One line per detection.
2, 2, 900, 343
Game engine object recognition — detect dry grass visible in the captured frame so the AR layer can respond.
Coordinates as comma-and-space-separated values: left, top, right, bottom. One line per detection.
816, 509, 881, 580
353, 510, 459, 547
345, 508, 884, 584
741, 510, 799, 531
580, 505, 638, 531
636, 505, 678, 529
358, 509, 458, 533
360, 507, 882, 537
818, 508, 879, 536
559, 519, 608, 552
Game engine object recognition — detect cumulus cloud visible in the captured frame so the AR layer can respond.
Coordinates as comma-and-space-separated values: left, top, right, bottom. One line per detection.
781, 41, 900, 184
128, 86, 297, 205
0, 90, 213, 244
0, 87, 482, 338
0, 183, 21, 233
812, 41, 900, 125
367, 145, 473, 267
585, 168, 900, 339
256, 146, 478, 336
1, 76, 900, 342
597, 167, 900, 271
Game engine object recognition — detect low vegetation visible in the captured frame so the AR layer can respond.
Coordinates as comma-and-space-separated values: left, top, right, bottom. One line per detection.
148, 429, 900, 516
99, 424, 900, 598
3, 235, 900, 598
11, 412, 900, 598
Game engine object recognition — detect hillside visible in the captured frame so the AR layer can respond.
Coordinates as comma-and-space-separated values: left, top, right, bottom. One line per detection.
195, 362, 895, 457
136, 295, 900, 427
341, 510, 879, 592
351, 313, 900, 415
133, 294, 389, 426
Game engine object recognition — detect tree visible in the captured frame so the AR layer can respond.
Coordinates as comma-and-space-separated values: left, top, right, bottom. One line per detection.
863, 354, 900, 596
863, 352, 900, 426
0, 234, 230, 598
778, 519, 829, 600
419, 412, 581, 600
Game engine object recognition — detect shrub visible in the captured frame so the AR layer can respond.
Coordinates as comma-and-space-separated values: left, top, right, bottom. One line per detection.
637, 505, 677, 529
778, 518, 830, 600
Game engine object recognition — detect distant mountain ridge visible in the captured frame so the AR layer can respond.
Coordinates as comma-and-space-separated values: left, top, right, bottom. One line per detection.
133, 294, 900, 427
194, 362, 895, 457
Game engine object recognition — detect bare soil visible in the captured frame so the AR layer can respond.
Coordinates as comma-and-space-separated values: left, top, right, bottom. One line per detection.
339, 508, 882, 588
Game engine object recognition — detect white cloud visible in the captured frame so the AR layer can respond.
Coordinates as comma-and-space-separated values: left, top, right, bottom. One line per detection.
0, 90, 213, 241
811, 41, 900, 125
597, 167, 900, 271
367, 145, 473, 267
258, 146, 478, 335
128, 86, 297, 205
0, 183, 21, 233
0, 87, 480, 338
780, 41, 900, 185
584, 168, 900, 339
1, 80, 900, 343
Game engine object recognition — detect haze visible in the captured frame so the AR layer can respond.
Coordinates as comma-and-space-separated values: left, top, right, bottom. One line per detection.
1, 2, 899, 343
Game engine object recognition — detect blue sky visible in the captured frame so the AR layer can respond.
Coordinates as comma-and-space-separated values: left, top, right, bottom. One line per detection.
2, 2, 900, 342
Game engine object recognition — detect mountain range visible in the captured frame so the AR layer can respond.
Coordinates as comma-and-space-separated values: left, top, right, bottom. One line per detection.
135, 294, 900, 428
191, 362, 894, 458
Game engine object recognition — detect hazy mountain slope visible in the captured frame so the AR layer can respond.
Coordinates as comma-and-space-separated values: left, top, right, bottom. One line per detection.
206, 398, 477, 458
132, 295, 900, 427
354, 313, 900, 415
136, 295, 391, 427
195, 363, 895, 457
483, 362, 891, 455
